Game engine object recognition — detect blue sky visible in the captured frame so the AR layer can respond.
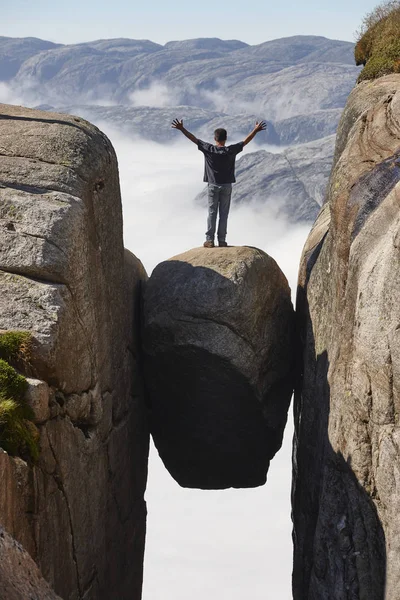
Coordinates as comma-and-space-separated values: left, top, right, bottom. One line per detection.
3, 0, 380, 44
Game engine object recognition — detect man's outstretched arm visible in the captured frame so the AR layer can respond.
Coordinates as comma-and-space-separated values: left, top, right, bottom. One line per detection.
243, 121, 267, 146
171, 118, 198, 144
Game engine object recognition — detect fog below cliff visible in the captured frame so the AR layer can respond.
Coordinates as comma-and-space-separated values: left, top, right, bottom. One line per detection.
105, 125, 311, 599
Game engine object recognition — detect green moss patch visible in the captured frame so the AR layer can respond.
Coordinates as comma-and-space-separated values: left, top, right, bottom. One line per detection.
0, 359, 28, 400
355, 1, 400, 81
0, 333, 39, 463
0, 330, 32, 366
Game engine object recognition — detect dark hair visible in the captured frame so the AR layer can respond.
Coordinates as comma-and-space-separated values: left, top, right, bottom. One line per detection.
214, 128, 227, 142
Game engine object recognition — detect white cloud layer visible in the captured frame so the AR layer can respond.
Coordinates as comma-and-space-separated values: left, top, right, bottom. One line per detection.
130, 83, 183, 108
126, 79, 320, 122
127, 81, 268, 118
1, 74, 328, 125
0, 82, 23, 105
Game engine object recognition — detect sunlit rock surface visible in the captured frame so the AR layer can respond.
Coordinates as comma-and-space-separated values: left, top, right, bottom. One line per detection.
143, 246, 295, 489
0, 104, 149, 600
293, 75, 400, 600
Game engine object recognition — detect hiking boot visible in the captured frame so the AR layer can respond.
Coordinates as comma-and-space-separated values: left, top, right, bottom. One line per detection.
218, 241, 228, 247
203, 240, 214, 248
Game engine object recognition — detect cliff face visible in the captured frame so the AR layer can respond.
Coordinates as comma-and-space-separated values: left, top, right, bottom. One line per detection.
293, 75, 400, 599
0, 104, 149, 599
144, 246, 295, 490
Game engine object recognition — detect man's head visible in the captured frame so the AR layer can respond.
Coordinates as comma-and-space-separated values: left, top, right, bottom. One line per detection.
214, 128, 227, 145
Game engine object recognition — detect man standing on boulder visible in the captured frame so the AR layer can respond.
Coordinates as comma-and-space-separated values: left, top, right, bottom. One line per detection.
171, 119, 267, 247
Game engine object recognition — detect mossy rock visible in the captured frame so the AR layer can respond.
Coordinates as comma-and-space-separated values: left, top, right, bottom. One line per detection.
0, 398, 39, 462
355, 3, 400, 81
0, 359, 28, 400
0, 343, 40, 463
0, 330, 32, 366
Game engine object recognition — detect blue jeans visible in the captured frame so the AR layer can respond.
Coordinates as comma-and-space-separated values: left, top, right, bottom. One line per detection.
205, 183, 232, 242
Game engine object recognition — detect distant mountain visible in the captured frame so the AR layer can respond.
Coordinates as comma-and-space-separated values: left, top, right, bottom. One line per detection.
164, 38, 248, 52
1, 34, 361, 222
4, 34, 358, 110
57, 104, 340, 147
0, 36, 61, 81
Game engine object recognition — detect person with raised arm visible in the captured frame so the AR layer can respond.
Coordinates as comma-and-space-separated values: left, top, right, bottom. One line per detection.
171, 119, 267, 247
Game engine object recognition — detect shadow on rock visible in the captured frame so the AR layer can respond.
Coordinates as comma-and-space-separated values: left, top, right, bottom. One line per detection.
292, 287, 386, 600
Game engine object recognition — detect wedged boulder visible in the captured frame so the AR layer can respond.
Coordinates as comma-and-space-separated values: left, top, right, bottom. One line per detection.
143, 246, 295, 489
0, 526, 61, 600
293, 75, 400, 600
0, 104, 149, 600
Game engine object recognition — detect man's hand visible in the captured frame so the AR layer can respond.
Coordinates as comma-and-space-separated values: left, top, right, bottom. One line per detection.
171, 118, 198, 144
243, 120, 267, 146
171, 118, 184, 131
254, 120, 267, 133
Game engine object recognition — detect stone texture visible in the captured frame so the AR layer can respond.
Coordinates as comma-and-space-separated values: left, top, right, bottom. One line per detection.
0, 525, 61, 600
25, 378, 51, 424
0, 104, 149, 599
143, 246, 295, 489
293, 74, 400, 600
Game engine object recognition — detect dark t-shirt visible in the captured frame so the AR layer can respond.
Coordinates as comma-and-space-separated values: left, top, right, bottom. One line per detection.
197, 140, 244, 184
